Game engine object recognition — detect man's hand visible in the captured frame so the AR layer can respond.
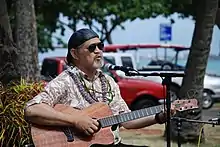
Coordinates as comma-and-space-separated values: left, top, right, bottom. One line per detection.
72, 114, 100, 136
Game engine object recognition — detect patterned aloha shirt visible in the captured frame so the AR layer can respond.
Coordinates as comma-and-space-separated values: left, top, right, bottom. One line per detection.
25, 66, 131, 144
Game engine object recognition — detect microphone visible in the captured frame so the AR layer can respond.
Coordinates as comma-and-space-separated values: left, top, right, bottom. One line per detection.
103, 63, 136, 72
208, 118, 220, 125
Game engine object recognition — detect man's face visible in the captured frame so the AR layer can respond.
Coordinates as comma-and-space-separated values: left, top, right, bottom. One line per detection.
71, 37, 104, 70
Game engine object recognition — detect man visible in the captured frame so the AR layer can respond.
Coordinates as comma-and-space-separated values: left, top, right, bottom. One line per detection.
24, 28, 169, 147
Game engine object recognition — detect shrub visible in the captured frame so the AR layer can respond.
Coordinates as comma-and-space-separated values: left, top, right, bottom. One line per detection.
0, 79, 44, 147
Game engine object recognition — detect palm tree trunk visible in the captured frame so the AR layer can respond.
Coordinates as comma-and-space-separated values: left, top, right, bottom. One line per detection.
15, 0, 40, 81
0, 0, 20, 85
170, 0, 218, 143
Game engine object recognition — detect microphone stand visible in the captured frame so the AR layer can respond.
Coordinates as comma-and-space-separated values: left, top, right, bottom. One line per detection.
171, 117, 220, 147
124, 70, 185, 147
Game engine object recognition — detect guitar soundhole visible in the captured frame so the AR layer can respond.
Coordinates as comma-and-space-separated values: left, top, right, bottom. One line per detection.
62, 127, 74, 142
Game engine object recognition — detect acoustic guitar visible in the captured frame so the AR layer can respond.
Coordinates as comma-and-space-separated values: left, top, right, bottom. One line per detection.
31, 99, 198, 147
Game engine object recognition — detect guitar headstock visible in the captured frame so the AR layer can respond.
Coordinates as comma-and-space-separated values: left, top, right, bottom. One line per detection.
171, 99, 198, 112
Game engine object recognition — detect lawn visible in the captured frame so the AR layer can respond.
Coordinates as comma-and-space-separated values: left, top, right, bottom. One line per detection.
120, 124, 220, 147
119, 103, 220, 147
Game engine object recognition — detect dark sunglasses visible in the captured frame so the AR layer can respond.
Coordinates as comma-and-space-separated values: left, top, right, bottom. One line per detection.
87, 42, 104, 52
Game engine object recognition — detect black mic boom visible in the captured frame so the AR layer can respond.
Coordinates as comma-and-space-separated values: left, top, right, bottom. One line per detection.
209, 118, 220, 125
103, 63, 135, 72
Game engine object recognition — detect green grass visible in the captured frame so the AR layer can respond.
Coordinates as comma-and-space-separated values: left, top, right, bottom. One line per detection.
120, 124, 220, 147
120, 102, 220, 147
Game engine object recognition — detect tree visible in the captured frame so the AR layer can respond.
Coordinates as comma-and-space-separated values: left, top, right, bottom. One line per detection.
0, 0, 20, 85
0, 0, 39, 85
36, 0, 170, 51
170, 0, 218, 143
15, 0, 39, 81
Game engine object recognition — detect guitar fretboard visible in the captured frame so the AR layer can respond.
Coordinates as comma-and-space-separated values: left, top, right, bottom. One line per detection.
98, 104, 164, 128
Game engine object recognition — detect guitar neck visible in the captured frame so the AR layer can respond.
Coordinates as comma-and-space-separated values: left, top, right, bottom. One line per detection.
98, 104, 164, 128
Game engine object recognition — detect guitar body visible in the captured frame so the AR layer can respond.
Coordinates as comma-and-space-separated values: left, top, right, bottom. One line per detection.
31, 103, 114, 147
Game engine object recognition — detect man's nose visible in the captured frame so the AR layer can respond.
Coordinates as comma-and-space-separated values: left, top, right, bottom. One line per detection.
94, 46, 102, 53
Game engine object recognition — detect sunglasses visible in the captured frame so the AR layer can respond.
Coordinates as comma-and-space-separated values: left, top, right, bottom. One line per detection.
87, 42, 104, 52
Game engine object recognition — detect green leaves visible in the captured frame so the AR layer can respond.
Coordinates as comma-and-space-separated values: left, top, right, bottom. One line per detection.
35, 0, 175, 48
7, 0, 195, 50
0, 80, 44, 146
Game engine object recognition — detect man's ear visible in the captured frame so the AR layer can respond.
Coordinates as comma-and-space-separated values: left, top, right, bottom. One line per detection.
70, 48, 79, 60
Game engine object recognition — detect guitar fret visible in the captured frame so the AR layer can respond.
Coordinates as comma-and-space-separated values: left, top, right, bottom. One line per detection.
154, 107, 158, 113
141, 109, 144, 117
107, 116, 115, 126
158, 105, 163, 112
151, 107, 156, 114
107, 117, 111, 126
111, 117, 115, 125
127, 113, 132, 120
113, 116, 118, 124
124, 113, 128, 122
124, 114, 128, 122
154, 106, 158, 114
121, 114, 125, 122
123, 113, 129, 122
156, 106, 160, 113
110, 117, 114, 125
132, 111, 137, 119
105, 118, 110, 126
102, 118, 108, 127
99, 104, 167, 128
106, 117, 111, 125
149, 108, 153, 115
131, 111, 139, 119
143, 109, 147, 116
143, 109, 147, 117
133, 111, 137, 120
136, 111, 140, 118
116, 115, 121, 123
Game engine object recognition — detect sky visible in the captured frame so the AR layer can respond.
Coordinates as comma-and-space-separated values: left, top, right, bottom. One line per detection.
40, 13, 220, 62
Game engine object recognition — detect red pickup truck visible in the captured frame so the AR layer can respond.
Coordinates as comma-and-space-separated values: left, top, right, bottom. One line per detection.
40, 56, 167, 110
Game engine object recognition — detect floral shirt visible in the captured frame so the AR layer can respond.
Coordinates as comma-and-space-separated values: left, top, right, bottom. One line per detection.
25, 66, 131, 144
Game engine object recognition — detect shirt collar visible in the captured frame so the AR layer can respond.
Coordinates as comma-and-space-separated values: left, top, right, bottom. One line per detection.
67, 66, 102, 81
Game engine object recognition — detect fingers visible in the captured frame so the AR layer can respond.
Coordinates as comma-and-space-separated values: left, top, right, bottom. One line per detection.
91, 124, 99, 132
84, 130, 92, 136
84, 126, 98, 136
87, 128, 95, 135
84, 119, 99, 136
90, 119, 100, 133
92, 119, 99, 126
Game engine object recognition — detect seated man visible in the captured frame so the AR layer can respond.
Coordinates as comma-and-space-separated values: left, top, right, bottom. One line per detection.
24, 28, 169, 147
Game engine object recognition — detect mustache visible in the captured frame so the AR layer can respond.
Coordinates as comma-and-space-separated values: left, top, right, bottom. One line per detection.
95, 55, 103, 59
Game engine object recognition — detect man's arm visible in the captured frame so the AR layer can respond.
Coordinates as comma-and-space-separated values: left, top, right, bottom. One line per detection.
24, 72, 100, 135
25, 103, 75, 126
25, 103, 100, 136
24, 72, 72, 126
121, 112, 166, 129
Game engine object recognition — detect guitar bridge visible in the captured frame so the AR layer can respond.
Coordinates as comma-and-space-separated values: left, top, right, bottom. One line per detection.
62, 127, 74, 142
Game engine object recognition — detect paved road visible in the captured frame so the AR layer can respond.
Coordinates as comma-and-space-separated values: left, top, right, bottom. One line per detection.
203, 107, 220, 120
202, 102, 220, 122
